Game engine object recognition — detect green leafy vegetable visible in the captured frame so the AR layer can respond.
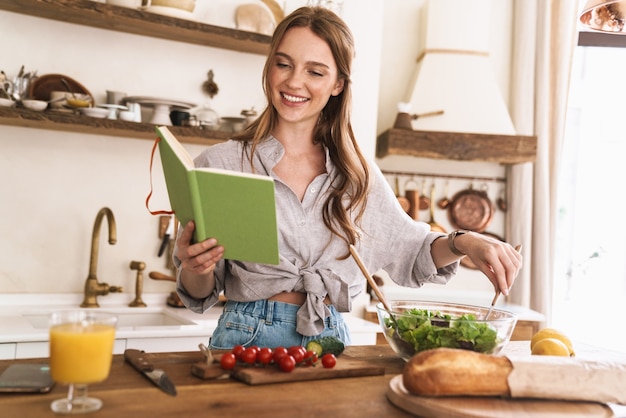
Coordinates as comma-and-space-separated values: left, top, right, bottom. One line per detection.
384, 309, 499, 354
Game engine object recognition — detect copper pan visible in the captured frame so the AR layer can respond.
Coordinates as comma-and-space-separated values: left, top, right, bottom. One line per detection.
447, 184, 494, 232
394, 176, 411, 214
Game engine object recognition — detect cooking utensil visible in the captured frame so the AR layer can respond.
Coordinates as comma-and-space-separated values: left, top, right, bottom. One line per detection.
448, 183, 494, 232
437, 181, 450, 209
349, 245, 390, 312
427, 183, 446, 232
348, 246, 416, 354
497, 188, 508, 212
484, 244, 522, 320
393, 176, 410, 214
28, 73, 93, 103
60, 78, 78, 100
124, 349, 177, 396
418, 179, 430, 210
404, 177, 419, 220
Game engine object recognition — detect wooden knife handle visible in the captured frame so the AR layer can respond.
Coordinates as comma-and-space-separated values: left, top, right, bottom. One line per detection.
124, 349, 155, 373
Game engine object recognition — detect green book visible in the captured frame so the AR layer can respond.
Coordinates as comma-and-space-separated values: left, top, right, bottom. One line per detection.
156, 126, 279, 265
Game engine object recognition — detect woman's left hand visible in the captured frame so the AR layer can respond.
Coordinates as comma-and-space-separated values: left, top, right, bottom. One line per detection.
454, 232, 522, 295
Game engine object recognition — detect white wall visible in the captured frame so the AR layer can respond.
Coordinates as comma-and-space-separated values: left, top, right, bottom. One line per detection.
0, 0, 383, 294
0, 0, 512, 297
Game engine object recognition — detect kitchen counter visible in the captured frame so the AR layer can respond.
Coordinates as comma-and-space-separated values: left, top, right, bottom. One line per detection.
1, 343, 625, 418
0, 345, 411, 418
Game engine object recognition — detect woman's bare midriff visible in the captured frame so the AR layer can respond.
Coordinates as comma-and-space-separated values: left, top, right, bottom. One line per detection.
268, 291, 331, 305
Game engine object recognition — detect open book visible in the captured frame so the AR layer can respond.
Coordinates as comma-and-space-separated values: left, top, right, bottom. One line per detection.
156, 126, 279, 265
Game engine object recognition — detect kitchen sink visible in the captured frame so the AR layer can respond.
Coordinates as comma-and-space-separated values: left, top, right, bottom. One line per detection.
22, 308, 196, 329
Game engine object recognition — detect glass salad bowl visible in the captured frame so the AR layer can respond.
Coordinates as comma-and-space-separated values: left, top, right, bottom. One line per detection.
376, 300, 517, 361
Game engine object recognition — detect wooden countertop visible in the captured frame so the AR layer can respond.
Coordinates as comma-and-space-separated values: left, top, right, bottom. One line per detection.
0, 345, 412, 418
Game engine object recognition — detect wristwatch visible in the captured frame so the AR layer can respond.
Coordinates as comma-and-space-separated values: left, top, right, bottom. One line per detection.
447, 230, 468, 256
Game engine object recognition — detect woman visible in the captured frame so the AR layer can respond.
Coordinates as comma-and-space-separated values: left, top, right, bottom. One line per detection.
174, 6, 522, 349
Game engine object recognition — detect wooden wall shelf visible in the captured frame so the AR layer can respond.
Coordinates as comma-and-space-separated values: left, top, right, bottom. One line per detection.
0, 0, 271, 55
377, 128, 537, 164
0, 107, 230, 146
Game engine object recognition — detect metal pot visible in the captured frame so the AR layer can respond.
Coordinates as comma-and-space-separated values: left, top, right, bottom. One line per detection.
447, 184, 494, 232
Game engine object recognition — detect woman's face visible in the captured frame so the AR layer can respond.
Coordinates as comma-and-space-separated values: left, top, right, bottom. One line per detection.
268, 26, 344, 129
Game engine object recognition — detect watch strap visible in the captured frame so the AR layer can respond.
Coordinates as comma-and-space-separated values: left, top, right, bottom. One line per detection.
448, 230, 468, 256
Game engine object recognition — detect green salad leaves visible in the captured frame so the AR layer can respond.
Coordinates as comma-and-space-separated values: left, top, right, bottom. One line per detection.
385, 308, 498, 354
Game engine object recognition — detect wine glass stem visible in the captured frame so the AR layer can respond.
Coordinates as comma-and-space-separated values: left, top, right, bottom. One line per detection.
69, 383, 88, 406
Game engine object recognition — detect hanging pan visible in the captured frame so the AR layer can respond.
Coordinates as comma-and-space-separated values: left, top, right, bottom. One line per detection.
447, 183, 494, 232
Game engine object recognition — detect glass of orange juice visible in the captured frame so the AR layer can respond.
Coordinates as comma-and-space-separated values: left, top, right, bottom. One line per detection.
49, 311, 117, 414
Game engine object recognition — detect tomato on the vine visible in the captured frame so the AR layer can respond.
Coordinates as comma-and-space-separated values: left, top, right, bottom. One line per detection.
220, 353, 237, 370
241, 347, 258, 365
288, 346, 306, 364
321, 353, 337, 368
273, 346, 288, 363
257, 347, 273, 365
303, 350, 318, 366
278, 354, 296, 372
231, 345, 245, 360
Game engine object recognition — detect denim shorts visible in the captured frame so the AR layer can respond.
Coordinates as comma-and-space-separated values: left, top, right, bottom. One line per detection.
208, 299, 351, 349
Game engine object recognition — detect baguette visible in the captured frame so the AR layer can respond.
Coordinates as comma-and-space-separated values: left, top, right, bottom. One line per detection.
402, 348, 512, 397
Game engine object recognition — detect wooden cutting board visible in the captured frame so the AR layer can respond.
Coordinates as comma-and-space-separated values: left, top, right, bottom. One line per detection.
231, 354, 385, 385
386, 375, 614, 418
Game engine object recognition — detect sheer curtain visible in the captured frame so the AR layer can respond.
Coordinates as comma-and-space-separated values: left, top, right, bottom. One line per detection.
506, 0, 579, 322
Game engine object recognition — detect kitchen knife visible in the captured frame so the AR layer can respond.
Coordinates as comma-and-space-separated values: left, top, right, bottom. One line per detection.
124, 349, 177, 396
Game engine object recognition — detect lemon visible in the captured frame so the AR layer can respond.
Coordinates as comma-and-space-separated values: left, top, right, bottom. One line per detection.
531, 338, 571, 356
530, 328, 575, 356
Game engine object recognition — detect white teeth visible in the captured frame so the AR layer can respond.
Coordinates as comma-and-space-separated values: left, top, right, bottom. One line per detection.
283, 93, 308, 103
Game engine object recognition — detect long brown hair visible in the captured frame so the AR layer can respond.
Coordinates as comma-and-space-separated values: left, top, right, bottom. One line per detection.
232, 6, 370, 249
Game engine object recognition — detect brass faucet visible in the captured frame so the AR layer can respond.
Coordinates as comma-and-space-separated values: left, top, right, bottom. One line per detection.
81, 207, 123, 308
128, 260, 147, 307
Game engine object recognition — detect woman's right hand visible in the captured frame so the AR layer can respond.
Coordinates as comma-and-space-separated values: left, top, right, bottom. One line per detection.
176, 221, 224, 276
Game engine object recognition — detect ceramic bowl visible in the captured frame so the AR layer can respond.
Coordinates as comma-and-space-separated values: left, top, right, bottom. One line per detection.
80, 107, 109, 118
0, 98, 15, 107
118, 110, 136, 121
22, 99, 48, 111
377, 300, 517, 361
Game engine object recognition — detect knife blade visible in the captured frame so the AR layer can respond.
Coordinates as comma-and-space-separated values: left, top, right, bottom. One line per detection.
124, 349, 177, 396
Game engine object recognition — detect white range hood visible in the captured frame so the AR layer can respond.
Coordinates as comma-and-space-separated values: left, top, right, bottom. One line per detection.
406, 0, 516, 136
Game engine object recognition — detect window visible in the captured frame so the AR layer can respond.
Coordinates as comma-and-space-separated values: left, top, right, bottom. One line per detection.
553, 32, 626, 352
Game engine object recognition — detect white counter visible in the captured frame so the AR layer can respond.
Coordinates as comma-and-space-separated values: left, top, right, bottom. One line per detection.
0, 293, 380, 359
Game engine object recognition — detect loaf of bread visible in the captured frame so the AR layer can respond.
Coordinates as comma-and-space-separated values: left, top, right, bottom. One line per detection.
402, 348, 513, 397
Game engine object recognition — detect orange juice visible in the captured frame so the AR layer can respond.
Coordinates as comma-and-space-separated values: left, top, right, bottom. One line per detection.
49, 323, 116, 384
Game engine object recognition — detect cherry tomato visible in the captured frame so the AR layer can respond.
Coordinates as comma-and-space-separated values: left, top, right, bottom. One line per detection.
321, 353, 337, 368
241, 347, 258, 365
303, 350, 318, 366
231, 345, 245, 361
288, 346, 306, 364
257, 347, 273, 365
220, 353, 237, 370
278, 354, 296, 372
273, 346, 288, 363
